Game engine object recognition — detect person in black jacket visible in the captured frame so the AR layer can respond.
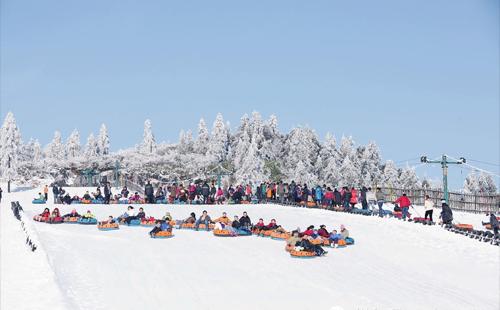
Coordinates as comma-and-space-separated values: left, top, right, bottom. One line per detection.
104, 183, 111, 204
232, 216, 242, 230
239, 211, 252, 229
201, 182, 210, 204
483, 213, 499, 236
343, 187, 352, 210
144, 181, 154, 203
333, 188, 341, 208
52, 186, 59, 203
439, 201, 453, 224
360, 186, 368, 210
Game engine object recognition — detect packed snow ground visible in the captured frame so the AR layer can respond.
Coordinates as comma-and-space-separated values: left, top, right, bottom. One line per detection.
1, 185, 499, 310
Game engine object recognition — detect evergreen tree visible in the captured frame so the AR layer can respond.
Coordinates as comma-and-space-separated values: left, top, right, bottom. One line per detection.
399, 166, 419, 189
85, 133, 99, 158
46, 131, 65, 160
339, 155, 358, 187
141, 119, 156, 154
98, 124, 110, 155
383, 160, 400, 188
194, 118, 209, 155
66, 129, 81, 158
0, 112, 22, 180
207, 113, 228, 162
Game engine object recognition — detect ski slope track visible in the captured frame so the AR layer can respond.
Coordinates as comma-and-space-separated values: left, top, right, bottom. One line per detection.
1, 186, 499, 310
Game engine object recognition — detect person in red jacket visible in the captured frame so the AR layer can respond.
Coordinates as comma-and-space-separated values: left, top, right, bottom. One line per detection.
265, 219, 278, 231
350, 187, 358, 209
317, 225, 330, 238
253, 218, 265, 232
303, 225, 315, 236
395, 193, 412, 220
39, 208, 50, 218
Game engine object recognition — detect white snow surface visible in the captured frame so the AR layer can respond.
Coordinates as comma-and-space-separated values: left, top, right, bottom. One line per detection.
1, 185, 499, 310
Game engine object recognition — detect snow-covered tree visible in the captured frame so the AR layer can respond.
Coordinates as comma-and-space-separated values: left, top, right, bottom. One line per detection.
464, 171, 497, 194
207, 113, 229, 162
383, 160, 400, 188
282, 127, 320, 184
0, 112, 22, 180
260, 114, 282, 161
66, 129, 81, 158
141, 119, 156, 154
359, 141, 382, 186
84, 133, 98, 158
194, 118, 209, 155
33, 139, 42, 162
399, 166, 419, 189
317, 133, 341, 185
45, 131, 65, 160
98, 124, 110, 155
339, 155, 358, 187
235, 133, 267, 184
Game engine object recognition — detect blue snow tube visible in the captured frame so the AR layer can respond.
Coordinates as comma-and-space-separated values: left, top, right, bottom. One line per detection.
92, 199, 104, 204
78, 218, 98, 225
118, 200, 129, 204
235, 229, 252, 236
156, 199, 167, 204
345, 237, 355, 245
32, 199, 46, 204
71, 200, 81, 204
126, 219, 141, 226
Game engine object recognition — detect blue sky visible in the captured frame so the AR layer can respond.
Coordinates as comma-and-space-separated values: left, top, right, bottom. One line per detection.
1, 0, 498, 189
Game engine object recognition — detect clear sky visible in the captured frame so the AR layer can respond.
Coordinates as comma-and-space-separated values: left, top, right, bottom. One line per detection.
1, 0, 499, 189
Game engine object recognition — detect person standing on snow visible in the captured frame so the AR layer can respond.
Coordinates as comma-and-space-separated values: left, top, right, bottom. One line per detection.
0, 187, 2, 203
395, 193, 411, 220
360, 186, 368, 210
482, 213, 499, 236
52, 185, 59, 203
43, 185, 49, 201
424, 195, 435, 222
439, 200, 453, 225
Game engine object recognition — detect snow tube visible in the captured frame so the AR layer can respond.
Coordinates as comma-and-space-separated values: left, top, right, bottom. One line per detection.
124, 219, 141, 226
251, 198, 259, 204
270, 232, 290, 240
337, 239, 347, 247
33, 215, 49, 222
290, 250, 316, 259
306, 202, 316, 207
235, 229, 252, 236
63, 217, 80, 223
345, 237, 355, 245
140, 219, 157, 227
81, 199, 92, 204
151, 230, 174, 239
259, 230, 273, 237
71, 200, 81, 204
92, 199, 104, 204
455, 224, 473, 231
118, 200, 129, 204
48, 216, 63, 224
196, 223, 215, 230
155, 199, 167, 204
241, 200, 250, 204
309, 238, 325, 245
78, 218, 97, 225
98, 223, 119, 231
213, 229, 234, 237
32, 199, 46, 204
181, 223, 195, 229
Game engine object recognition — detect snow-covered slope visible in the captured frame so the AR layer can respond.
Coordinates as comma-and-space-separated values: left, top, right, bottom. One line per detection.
1, 186, 499, 310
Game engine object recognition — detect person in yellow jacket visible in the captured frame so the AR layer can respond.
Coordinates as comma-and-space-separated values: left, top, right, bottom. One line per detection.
214, 212, 231, 225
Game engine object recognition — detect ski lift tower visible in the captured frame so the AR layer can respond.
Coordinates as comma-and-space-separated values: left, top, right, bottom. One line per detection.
420, 154, 466, 203
81, 168, 98, 187
208, 163, 233, 189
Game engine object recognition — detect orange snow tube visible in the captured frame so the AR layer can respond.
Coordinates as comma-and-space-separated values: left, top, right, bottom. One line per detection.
309, 238, 324, 245
270, 231, 290, 240
64, 217, 80, 223
455, 224, 473, 231
261, 230, 273, 237
98, 223, 119, 230
306, 202, 316, 207
289, 250, 316, 258
181, 223, 195, 229
213, 229, 233, 237
338, 239, 347, 247
81, 199, 92, 204
152, 230, 174, 238
197, 223, 215, 230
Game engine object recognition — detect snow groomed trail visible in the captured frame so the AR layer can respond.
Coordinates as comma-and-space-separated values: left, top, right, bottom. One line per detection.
1, 186, 499, 310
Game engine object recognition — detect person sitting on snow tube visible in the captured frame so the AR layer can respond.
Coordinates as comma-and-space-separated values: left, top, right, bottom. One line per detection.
162, 212, 172, 222
129, 192, 141, 202
482, 213, 499, 236
318, 225, 330, 238
286, 230, 302, 252
99, 215, 116, 225
214, 212, 231, 225
35, 192, 45, 201
329, 229, 342, 244
137, 207, 146, 219
123, 206, 138, 224
82, 191, 92, 201
149, 220, 172, 237
253, 218, 265, 232
63, 209, 80, 218
62, 194, 73, 205
155, 187, 165, 201
48, 208, 63, 223
239, 211, 252, 229
263, 219, 278, 231
39, 208, 51, 218
340, 225, 349, 239
183, 212, 196, 224
81, 210, 95, 219
195, 210, 212, 231
297, 236, 327, 256
302, 225, 315, 237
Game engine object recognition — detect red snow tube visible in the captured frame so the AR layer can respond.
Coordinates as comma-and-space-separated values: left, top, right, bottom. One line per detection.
33, 215, 49, 222
289, 250, 316, 258
48, 216, 63, 224
81, 199, 92, 204
455, 224, 473, 231
140, 219, 156, 227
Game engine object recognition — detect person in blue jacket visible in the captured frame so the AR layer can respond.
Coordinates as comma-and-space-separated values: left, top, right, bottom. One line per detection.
315, 185, 323, 207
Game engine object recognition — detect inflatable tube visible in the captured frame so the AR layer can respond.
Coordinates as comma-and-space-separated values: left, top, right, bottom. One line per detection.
151, 231, 174, 239
345, 237, 355, 245
118, 200, 129, 204
289, 250, 316, 258
124, 219, 141, 226
306, 202, 316, 208
71, 200, 81, 204
260, 230, 273, 237
455, 224, 473, 231
32, 199, 46, 204
309, 238, 325, 245
181, 223, 195, 229
33, 215, 49, 222
197, 223, 215, 230
47, 216, 63, 224
155, 199, 167, 204
92, 199, 104, 204
98, 223, 119, 231
78, 218, 97, 225
140, 219, 157, 227
213, 229, 234, 237
235, 229, 252, 236
81, 199, 92, 204
270, 232, 290, 240
63, 217, 80, 223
